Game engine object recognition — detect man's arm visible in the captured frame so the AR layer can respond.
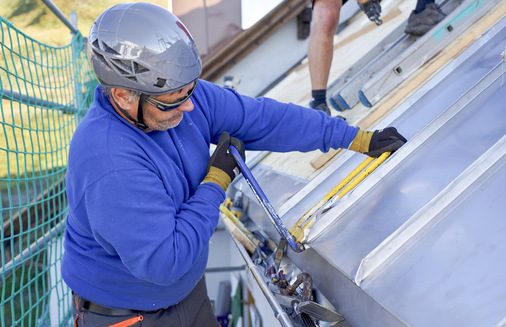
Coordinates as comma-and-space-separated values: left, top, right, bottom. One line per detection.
83, 168, 224, 286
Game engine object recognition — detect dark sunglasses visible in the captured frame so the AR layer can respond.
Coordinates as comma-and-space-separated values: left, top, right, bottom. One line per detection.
145, 80, 198, 111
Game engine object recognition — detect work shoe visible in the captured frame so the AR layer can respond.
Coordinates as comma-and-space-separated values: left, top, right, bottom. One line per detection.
309, 102, 347, 120
311, 102, 332, 116
405, 3, 446, 36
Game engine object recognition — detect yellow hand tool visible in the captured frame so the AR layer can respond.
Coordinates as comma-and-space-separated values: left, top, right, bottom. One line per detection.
289, 152, 391, 243
220, 204, 257, 244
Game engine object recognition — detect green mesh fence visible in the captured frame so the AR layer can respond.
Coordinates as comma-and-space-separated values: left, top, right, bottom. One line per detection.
1, 16, 97, 327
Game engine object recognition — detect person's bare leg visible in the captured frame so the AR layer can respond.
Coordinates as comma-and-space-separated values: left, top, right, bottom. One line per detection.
308, 0, 342, 113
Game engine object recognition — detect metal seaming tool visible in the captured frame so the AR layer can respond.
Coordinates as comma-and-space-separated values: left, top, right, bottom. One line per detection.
228, 145, 305, 253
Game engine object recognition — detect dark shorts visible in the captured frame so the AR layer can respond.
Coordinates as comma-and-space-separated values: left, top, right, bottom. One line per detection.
73, 277, 220, 327
312, 0, 349, 9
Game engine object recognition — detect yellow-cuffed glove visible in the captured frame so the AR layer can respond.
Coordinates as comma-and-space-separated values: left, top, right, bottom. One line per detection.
203, 131, 245, 191
349, 127, 407, 157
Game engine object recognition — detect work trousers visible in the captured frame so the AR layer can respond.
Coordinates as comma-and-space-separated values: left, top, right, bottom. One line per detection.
73, 277, 220, 327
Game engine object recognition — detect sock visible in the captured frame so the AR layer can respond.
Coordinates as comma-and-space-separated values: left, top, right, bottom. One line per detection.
311, 89, 327, 108
414, 0, 435, 14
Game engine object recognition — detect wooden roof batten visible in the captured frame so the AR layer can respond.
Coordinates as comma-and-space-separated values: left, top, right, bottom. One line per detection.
201, 0, 311, 82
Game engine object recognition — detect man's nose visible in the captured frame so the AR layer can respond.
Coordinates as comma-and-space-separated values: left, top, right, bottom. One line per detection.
178, 98, 194, 112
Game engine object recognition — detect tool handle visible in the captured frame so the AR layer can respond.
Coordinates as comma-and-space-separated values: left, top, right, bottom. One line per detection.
228, 145, 304, 252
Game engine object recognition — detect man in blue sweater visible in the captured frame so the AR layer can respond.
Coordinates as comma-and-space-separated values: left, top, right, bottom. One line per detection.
63, 2, 406, 326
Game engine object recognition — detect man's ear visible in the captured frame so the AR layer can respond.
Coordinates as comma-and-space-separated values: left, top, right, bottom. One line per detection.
111, 88, 136, 110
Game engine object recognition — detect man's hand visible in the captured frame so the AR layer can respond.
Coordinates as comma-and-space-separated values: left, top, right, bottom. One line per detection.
349, 127, 407, 157
356, 0, 383, 25
203, 131, 245, 191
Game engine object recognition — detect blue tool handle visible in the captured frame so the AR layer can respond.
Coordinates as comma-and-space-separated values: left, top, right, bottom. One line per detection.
228, 145, 304, 252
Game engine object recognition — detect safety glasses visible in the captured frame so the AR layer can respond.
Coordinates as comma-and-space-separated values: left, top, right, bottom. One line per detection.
145, 80, 198, 111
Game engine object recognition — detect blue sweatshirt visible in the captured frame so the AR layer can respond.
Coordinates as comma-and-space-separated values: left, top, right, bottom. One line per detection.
62, 79, 358, 310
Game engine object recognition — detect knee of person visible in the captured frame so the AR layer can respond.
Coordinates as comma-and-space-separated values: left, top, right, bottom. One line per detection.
314, 4, 340, 27
314, 11, 340, 33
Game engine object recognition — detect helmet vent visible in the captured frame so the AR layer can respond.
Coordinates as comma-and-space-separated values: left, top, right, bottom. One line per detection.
101, 42, 120, 55
154, 78, 166, 88
93, 51, 108, 66
110, 59, 134, 75
133, 62, 149, 74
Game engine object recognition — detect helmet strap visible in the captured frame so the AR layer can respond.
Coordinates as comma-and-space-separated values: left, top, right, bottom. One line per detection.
110, 93, 148, 130
136, 94, 149, 130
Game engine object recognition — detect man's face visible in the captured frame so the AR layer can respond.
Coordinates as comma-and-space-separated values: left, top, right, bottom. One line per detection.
142, 82, 196, 131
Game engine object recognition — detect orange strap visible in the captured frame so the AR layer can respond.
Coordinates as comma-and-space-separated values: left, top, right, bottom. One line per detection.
108, 315, 144, 327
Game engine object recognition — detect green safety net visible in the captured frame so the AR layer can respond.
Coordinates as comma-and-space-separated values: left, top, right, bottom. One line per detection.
0, 16, 97, 327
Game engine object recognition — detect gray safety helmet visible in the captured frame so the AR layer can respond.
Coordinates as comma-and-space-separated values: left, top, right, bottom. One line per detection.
88, 2, 202, 95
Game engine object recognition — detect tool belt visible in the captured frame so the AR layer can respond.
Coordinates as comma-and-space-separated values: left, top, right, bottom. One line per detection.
77, 296, 140, 316
75, 293, 167, 316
